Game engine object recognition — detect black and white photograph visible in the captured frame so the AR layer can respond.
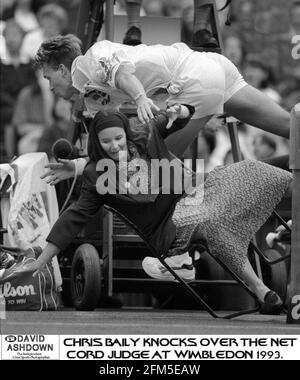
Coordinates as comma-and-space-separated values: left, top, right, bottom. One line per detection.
0, 0, 299, 370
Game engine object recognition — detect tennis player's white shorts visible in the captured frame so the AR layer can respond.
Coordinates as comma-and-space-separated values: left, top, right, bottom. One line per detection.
167, 51, 247, 119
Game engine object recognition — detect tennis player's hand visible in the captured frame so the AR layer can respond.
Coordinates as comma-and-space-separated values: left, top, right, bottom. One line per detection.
135, 95, 160, 123
41, 159, 75, 185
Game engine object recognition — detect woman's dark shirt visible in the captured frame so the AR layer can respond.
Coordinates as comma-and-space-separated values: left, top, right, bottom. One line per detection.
47, 109, 194, 256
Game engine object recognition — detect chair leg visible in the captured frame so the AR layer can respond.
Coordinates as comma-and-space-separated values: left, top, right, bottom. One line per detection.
159, 251, 260, 319
4, 124, 17, 159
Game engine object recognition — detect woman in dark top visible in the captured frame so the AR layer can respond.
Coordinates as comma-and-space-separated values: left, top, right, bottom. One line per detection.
0, 20, 36, 125
22, 105, 291, 313
0, 19, 36, 159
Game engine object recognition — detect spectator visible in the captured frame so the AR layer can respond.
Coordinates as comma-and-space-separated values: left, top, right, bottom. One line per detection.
276, 1, 300, 81
0, 1, 14, 58
12, 0, 39, 33
0, 20, 35, 159
19, 4, 67, 134
288, 1, 300, 37
253, 134, 277, 161
38, 98, 71, 160
162, 0, 187, 17
0, 20, 7, 64
243, 57, 288, 158
243, 57, 282, 104
183, 128, 217, 172
223, 34, 245, 70
181, 4, 193, 46
12, 70, 48, 154
282, 88, 300, 112
276, 75, 300, 102
143, 0, 163, 15
48, 0, 80, 34
21, 3, 69, 61
0, 0, 16, 21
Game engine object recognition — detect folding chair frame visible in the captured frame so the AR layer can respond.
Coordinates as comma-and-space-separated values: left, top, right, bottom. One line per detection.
103, 207, 261, 319
99, 116, 291, 319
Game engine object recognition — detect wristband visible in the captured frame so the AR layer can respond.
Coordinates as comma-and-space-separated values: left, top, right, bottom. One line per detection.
134, 92, 147, 102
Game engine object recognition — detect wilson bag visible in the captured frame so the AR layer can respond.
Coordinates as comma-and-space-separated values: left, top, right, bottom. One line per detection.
0, 247, 58, 311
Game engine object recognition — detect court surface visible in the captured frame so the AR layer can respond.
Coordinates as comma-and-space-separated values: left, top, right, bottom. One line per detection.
1, 309, 299, 335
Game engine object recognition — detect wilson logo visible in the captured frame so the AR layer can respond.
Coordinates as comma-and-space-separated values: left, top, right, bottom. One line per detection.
0, 282, 37, 297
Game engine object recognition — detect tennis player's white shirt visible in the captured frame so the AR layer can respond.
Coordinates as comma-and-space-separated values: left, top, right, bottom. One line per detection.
71, 40, 247, 119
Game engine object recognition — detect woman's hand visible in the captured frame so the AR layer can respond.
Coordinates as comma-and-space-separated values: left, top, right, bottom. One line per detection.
41, 159, 76, 185
13, 259, 45, 278
135, 94, 160, 123
13, 243, 59, 278
165, 104, 183, 129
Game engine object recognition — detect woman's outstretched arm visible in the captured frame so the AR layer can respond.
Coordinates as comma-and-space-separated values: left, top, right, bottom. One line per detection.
19, 163, 103, 274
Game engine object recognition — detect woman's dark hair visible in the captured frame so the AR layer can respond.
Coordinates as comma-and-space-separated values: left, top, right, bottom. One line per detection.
88, 111, 150, 162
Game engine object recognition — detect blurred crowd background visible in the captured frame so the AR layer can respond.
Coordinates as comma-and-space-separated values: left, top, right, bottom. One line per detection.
1, 0, 299, 171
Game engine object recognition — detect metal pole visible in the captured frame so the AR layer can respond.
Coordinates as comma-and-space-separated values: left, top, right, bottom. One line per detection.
102, 209, 114, 297
227, 117, 243, 162
75, 0, 91, 53
287, 104, 300, 324
105, 0, 115, 41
